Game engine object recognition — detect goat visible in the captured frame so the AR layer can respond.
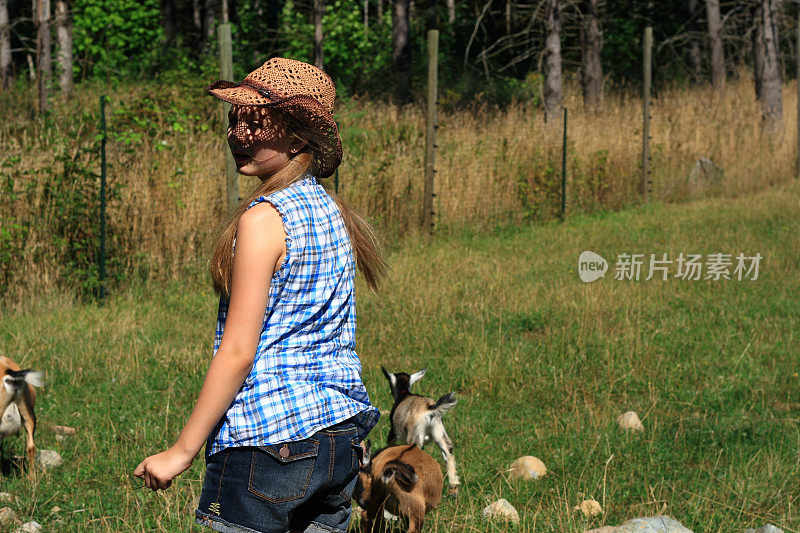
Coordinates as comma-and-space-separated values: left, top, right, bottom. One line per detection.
0, 356, 44, 475
354, 441, 442, 533
381, 367, 460, 495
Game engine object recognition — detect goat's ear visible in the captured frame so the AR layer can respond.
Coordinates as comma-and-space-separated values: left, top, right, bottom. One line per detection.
393, 462, 419, 491
362, 439, 372, 466
409, 367, 427, 388
381, 366, 396, 388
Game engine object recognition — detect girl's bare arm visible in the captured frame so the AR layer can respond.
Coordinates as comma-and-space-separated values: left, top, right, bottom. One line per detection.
134, 202, 286, 490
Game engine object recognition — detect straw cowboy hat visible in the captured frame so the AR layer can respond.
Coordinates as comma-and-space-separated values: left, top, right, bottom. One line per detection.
206, 57, 342, 179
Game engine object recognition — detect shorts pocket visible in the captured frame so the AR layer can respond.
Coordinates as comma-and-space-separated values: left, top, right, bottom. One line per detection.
248, 438, 319, 503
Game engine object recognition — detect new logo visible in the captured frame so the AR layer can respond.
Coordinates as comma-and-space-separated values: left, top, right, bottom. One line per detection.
578, 251, 608, 283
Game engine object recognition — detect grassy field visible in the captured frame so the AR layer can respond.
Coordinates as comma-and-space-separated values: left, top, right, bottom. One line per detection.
2, 74, 799, 303
0, 179, 799, 532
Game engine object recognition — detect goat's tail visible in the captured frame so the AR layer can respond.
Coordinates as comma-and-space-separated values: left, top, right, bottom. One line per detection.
381, 460, 418, 492
4, 369, 45, 392
429, 392, 457, 417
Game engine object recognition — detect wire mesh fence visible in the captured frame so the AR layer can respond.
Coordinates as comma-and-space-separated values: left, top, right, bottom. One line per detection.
1, 70, 798, 305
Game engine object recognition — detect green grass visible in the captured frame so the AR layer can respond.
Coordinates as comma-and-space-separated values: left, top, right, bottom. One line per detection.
1, 181, 799, 532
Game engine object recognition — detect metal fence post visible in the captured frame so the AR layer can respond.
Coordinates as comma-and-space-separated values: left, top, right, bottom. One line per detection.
561, 107, 567, 221
218, 22, 238, 215
423, 29, 438, 233
99, 95, 107, 302
642, 26, 653, 200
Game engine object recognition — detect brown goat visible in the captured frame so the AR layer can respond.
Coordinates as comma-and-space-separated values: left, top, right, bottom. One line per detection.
0, 356, 43, 475
354, 442, 443, 533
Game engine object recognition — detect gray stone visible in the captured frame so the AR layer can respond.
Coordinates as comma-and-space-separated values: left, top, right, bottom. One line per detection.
482, 498, 519, 523
13, 521, 43, 533
509, 456, 547, 480
574, 499, 603, 517
51, 425, 76, 436
744, 525, 784, 533
0, 507, 20, 529
587, 515, 692, 533
617, 411, 644, 432
37, 449, 64, 469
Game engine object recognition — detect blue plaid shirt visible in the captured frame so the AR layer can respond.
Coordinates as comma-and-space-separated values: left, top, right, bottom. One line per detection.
206, 173, 380, 456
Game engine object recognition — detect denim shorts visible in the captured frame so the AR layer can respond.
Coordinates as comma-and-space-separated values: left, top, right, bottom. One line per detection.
195, 418, 363, 533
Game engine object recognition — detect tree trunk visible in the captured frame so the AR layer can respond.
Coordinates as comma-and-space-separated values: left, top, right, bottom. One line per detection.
313, 0, 323, 68
364, 0, 368, 39
753, 0, 782, 133
35, 0, 51, 114
192, 0, 201, 32
543, 0, 562, 122
752, 8, 763, 100
446, 0, 453, 24
505, 0, 510, 35
378, 0, 383, 20
579, 0, 603, 110
686, 0, 701, 83
392, 0, 411, 104
229, 0, 237, 24
422, 0, 436, 31
706, 0, 725, 90
267, 0, 279, 28
161, 0, 175, 44
203, 0, 215, 42
1, 0, 11, 89
55, 0, 72, 97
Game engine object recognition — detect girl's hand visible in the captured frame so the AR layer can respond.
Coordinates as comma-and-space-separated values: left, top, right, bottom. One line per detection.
133, 446, 194, 491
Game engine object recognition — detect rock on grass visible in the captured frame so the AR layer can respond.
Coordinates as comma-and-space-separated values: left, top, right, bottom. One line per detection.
51, 425, 77, 436
482, 499, 519, 523
616, 411, 644, 432
13, 521, 43, 533
744, 525, 784, 533
509, 456, 547, 480
37, 449, 63, 469
574, 499, 603, 517
0, 507, 21, 529
587, 515, 692, 532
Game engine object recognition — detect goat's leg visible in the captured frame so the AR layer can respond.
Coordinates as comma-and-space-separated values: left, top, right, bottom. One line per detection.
410, 424, 428, 448
16, 397, 37, 479
399, 497, 426, 533
363, 495, 389, 533
360, 506, 375, 533
359, 507, 373, 533
431, 420, 459, 494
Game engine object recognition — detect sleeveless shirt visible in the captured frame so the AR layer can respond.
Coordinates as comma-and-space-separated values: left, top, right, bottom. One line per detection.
206, 172, 380, 456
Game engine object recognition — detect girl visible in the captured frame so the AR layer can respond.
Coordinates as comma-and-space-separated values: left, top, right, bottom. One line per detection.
134, 57, 387, 533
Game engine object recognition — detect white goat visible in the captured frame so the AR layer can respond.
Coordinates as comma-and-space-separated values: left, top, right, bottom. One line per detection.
381, 367, 460, 495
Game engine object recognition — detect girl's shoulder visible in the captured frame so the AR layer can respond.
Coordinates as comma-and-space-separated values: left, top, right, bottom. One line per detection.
248, 174, 318, 209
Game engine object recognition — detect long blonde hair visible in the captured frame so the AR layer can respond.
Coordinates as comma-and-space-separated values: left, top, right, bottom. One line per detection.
209, 113, 388, 297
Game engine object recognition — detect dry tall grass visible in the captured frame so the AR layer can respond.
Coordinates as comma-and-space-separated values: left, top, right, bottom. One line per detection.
1, 72, 796, 305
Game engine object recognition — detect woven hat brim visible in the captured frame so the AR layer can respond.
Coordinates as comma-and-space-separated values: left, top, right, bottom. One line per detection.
205, 80, 343, 179
206, 80, 281, 106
